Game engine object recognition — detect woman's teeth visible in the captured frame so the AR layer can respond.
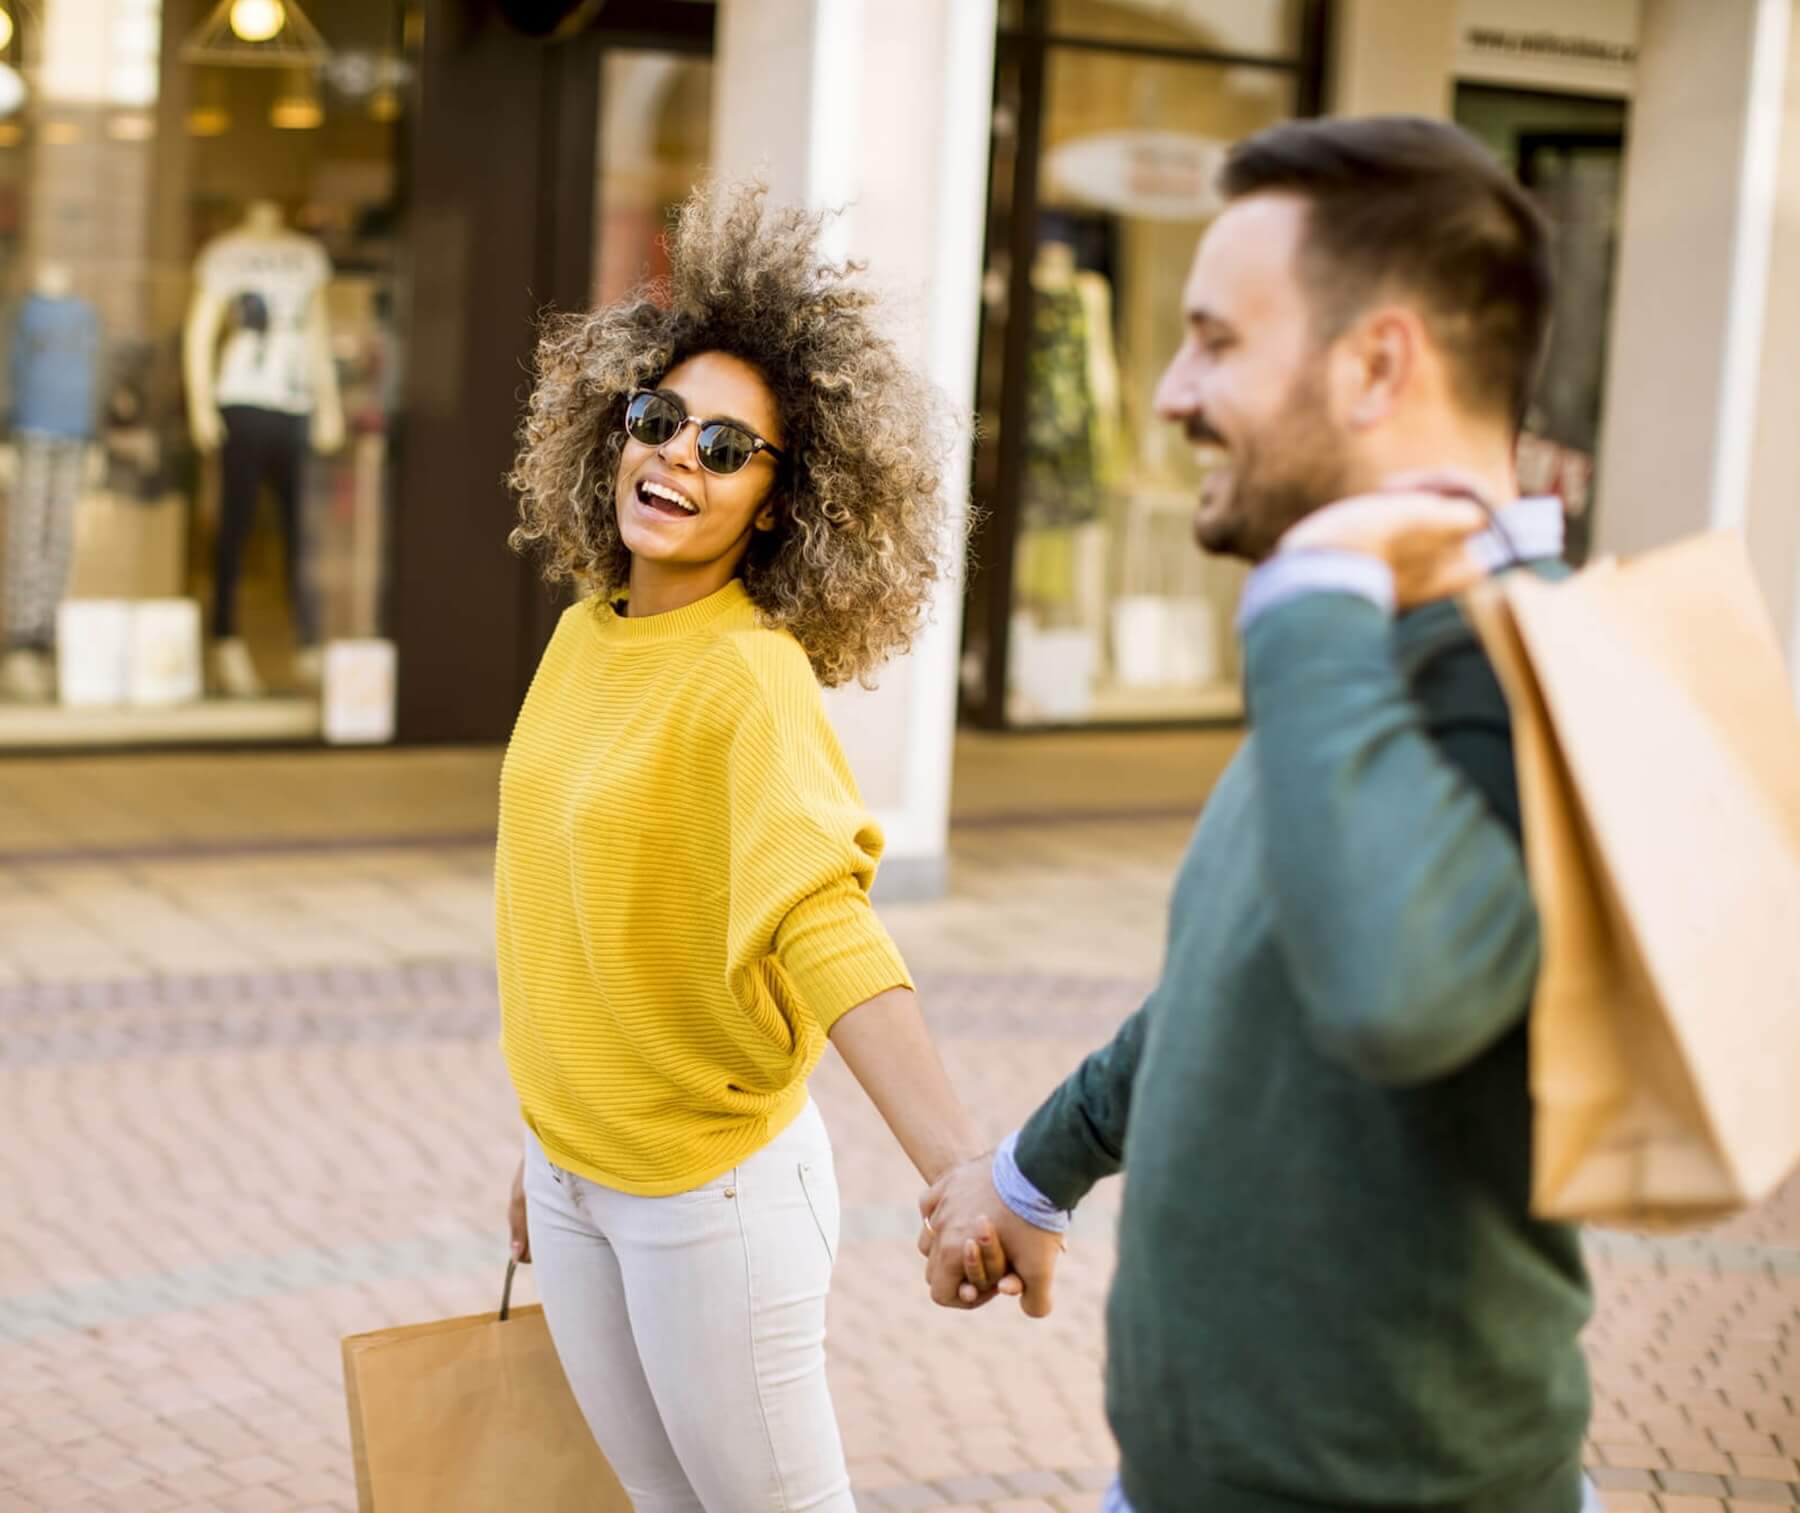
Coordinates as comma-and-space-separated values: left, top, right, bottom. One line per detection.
639, 480, 697, 516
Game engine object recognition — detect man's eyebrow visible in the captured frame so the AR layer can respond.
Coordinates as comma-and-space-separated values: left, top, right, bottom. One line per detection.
1187, 307, 1234, 333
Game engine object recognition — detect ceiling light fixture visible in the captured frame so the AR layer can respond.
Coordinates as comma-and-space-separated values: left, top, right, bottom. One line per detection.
228, 0, 284, 43
187, 103, 230, 136
270, 68, 322, 129
183, 0, 328, 67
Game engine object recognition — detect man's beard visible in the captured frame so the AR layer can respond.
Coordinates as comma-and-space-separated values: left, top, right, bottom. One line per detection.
1192, 366, 1351, 563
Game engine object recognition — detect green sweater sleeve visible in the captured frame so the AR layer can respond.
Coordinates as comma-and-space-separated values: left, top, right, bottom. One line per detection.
1011, 995, 1150, 1212
1242, 592, 1541, 1088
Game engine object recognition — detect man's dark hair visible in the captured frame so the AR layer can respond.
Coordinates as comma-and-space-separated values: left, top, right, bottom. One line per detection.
1220, 115, 1553, 426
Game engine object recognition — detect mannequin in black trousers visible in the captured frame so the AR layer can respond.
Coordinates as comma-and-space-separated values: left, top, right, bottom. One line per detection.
212, 404, 318, 650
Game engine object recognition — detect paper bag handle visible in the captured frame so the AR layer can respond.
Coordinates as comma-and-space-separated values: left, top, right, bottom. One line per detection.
1477, 499, 1524, 573
500, 1257, 519, 1322
1401, 471, 1525, 572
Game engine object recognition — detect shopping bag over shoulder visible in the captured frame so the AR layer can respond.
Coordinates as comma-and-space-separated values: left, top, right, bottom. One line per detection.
1465, 532, 1800, 1229
342, 1261, 629, 1512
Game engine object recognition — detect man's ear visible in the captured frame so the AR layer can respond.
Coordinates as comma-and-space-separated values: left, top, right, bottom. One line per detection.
1341, 306, 1422, 431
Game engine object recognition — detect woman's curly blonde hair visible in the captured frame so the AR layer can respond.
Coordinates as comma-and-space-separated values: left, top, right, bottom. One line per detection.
508, 182, 952, 688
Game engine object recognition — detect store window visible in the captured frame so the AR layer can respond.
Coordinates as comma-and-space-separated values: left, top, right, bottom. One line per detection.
1045, 0, 1304, 55
1456, 84, 1628, 566
0, 0, 410, 746
593, 48, 712, 305
965, 0, 1324, 728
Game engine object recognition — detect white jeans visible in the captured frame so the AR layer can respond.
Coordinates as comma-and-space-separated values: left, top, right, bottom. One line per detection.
522, 1100, 854, 1513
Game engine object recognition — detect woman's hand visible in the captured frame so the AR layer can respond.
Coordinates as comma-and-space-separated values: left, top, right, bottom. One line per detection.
509, 1158, 531, 1263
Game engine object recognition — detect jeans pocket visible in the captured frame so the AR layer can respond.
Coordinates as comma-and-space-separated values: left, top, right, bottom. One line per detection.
796, 1159, 839, 1268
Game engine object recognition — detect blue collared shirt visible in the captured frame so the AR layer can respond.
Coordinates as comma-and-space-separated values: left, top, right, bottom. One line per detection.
1234, 493, 1567, 629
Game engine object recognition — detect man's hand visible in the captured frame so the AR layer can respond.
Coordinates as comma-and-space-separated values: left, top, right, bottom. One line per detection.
1280, 473, 1495, 611
918, 1154, 1064, 1319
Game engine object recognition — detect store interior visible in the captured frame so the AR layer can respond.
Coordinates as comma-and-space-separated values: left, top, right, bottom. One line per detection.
0, 0, 407, 747
973, 0, 1311, 728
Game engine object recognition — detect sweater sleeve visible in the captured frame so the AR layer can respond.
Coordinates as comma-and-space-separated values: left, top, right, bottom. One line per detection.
722, 647, 912, 1035
1009, 996, 1150, 1212
1242, 592, 1540, 1088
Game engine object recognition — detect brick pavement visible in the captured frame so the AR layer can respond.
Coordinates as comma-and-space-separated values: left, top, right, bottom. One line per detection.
1, 811, 1797, 1512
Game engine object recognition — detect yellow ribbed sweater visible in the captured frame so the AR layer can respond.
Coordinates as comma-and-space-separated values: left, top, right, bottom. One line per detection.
495, 579, 910, 1196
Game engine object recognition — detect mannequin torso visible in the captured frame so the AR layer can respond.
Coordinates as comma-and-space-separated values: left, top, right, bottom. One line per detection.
183, 201, 343, 454
11, 261, 100, 442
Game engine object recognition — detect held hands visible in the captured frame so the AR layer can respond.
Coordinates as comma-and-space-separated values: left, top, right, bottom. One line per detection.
1279, 468, 1500, 612
504, 1140, 1060, 1312
917, 1153, 1064, 1319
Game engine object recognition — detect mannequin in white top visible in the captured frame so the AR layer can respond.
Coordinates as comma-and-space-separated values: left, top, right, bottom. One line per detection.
183, 200, 344, 698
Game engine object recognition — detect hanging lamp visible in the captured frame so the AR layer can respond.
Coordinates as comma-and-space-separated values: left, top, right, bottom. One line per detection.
182, 0, 330, 67
0, 1, 43, 53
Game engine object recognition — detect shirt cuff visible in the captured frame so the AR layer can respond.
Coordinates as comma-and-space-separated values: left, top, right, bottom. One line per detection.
1236, 549, 1397, 632
992, 1130, 1072, 1234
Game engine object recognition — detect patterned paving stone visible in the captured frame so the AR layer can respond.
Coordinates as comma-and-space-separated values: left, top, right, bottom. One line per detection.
2, 786, 1798, 1511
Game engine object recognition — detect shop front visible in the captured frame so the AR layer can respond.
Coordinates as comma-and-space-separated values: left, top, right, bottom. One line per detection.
960, 0, 1327, 729
960, 0, 1639, 730
0, 0, 413, 747
0, 0, 715, 749
1451, 0, 1639, 568
0, 0, 1645, 751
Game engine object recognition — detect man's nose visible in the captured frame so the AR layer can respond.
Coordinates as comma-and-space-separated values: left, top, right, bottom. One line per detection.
1153, 352, 1201, 422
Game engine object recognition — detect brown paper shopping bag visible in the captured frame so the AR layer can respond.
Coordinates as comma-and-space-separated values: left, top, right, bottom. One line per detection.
342, 1261, 629, 1512
1466, 532, 1800, 1230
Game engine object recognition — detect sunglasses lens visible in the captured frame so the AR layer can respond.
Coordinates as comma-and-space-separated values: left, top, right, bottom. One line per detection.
697, 422, 755, 475
626, 392, 681, 446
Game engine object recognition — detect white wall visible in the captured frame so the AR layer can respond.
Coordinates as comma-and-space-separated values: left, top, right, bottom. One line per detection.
711, 0, 997, 896
1594, 0, 1800, 693
1330, 0, 1458, 118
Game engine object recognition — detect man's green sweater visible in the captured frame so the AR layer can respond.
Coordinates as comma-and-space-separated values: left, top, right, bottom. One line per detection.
1013, 586, 1592, 1512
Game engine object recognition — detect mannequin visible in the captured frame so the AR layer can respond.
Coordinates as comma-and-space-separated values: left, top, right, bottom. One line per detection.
183, 200, 343, 698
2, 260, 102, 703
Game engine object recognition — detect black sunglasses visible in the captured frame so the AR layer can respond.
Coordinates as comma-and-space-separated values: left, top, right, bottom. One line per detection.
623, 389, 785, 477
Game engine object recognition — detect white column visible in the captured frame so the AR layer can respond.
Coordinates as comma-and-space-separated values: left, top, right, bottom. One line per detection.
1329, 0, 1458, 117
711, 0, 997, 897
1595, 0, 1800, 696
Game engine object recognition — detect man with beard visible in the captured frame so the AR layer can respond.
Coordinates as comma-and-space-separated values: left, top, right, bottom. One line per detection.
918, 116, 1595, 1513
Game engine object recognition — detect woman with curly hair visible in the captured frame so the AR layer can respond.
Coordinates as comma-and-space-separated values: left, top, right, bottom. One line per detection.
495, 183, 1005, 1511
